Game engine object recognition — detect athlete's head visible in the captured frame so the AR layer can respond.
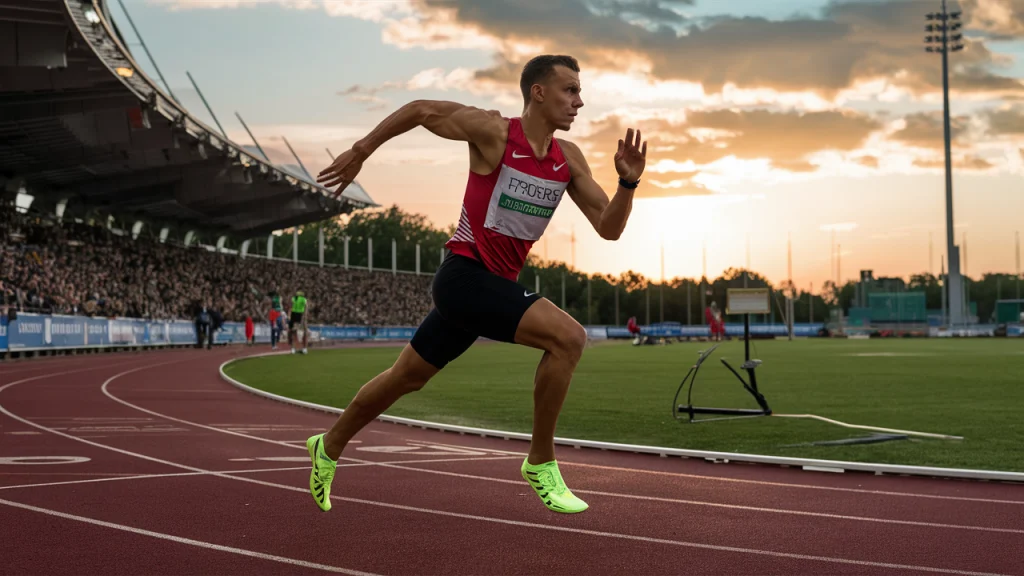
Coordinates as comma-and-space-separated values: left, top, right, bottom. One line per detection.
520, 55, 583, 131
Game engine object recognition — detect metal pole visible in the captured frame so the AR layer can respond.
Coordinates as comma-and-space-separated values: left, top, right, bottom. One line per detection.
941, 256, 947, 326
687, 282, 692, 325
809, 282, 814, 325
186, 71, 227, 138
392, 239, 397, 275
344, 237, 349, 269
292, 229, 298, 264
282, 136, 313, 181
936, 0, 963, 325
1016, 230, 1020, 301
326, 148, 335, 161
615, 284, 619, 325
561, 272, 565, 310
115, 0, 179, 104
929, 231, 934, 276
587, 279, 592, 325
535, 275, 540, 296
416, 243, 421, 275
318, 227, 324, 268
368, 238, 373, 272
645, 286, 650, 325
660, 284, 664, 323
235, 112, 269, 162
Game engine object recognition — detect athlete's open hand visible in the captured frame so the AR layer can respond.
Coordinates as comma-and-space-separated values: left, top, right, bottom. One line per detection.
317, 147, 367, 197
615, 128, 647, 182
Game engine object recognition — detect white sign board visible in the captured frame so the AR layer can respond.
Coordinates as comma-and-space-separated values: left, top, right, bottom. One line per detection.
727, 288, 770, 315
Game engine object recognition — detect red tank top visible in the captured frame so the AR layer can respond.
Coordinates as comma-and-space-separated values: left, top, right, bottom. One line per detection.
446, 118, 571, 281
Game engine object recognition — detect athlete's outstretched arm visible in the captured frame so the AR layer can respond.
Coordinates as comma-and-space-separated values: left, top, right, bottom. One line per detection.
317, 100, 505, 193
560, 129, 647, 241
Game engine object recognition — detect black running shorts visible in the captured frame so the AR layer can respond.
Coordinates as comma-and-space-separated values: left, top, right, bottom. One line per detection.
289, 312, 304, 328
410, 252, 541, 369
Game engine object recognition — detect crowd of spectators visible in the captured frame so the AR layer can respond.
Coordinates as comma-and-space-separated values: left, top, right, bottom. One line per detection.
1, 206, 435, 327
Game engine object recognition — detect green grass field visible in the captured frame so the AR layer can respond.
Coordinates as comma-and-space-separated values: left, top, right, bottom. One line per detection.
224, 338, 1024, 472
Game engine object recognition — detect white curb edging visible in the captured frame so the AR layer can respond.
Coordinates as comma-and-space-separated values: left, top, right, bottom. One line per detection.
218, 353, 1024, 484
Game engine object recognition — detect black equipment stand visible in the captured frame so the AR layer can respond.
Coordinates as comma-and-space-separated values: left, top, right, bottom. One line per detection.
674, 313, 772, 422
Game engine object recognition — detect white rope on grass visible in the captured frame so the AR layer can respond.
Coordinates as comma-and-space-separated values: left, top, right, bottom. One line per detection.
772, 413, 964, 441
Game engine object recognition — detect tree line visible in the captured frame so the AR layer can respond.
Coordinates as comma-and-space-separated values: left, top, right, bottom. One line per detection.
249, 205, 1022, 326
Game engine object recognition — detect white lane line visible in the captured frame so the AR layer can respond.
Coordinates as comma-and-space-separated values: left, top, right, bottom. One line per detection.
415, 440, 1024, 507
0, 365, 1000, 574
0, 457, 518, 492
0, 498, 380, 576
0, 466, 311, 491
99, 379, 1024, 535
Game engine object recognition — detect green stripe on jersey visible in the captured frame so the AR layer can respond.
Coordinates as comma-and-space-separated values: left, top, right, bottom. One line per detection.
498, 193, 555, 219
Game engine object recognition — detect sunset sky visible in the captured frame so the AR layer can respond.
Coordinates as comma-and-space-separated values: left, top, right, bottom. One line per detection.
108, 0, 1024, 290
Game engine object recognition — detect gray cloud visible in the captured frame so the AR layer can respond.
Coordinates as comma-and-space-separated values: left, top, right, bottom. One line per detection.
985, 105, 1024, 134
890, 112, 971, 149
411, 0, 1022, 97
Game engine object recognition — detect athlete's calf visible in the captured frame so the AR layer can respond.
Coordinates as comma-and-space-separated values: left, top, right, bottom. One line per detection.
514, 298, 588, 465
322, 344, 440, 460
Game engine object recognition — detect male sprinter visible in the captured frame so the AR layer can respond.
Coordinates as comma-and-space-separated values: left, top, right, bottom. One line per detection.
288, 290, 309, 354
310, 55, 646, 514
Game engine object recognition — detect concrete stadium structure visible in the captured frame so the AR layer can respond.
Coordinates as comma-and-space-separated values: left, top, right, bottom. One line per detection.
0, 0, 376, 241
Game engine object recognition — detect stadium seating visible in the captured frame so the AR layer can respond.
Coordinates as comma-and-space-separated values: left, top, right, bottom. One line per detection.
1, 207, 434, 327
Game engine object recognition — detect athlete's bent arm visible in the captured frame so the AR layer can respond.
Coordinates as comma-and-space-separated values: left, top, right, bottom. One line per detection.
559, 130, 647, 241
318, 100, 506, 192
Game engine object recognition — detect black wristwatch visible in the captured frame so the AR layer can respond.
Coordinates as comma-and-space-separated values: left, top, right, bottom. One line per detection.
618, 176, 640, 189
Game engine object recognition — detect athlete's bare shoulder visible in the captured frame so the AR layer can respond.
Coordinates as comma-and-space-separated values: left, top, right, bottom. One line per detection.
418, 101, 508, 147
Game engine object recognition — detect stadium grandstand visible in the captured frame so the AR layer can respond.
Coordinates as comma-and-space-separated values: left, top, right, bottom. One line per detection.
0, 0, 446, 353
1, 0, 373, 244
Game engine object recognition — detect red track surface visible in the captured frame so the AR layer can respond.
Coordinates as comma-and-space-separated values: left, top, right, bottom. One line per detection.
1, 347, 1022, 575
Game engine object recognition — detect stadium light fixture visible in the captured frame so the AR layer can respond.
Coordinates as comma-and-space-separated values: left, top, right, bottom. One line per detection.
924, 0, 966, 326
116, 66, 134, 78
84, 8, 101, 24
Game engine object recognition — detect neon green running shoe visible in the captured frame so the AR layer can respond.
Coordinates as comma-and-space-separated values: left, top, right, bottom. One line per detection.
521, 458, 589, 514
306, 433, 337, 512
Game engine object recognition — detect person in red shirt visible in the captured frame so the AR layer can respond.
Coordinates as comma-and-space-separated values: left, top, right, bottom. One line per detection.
244, 314, 254, 346
311, 54, 647, 516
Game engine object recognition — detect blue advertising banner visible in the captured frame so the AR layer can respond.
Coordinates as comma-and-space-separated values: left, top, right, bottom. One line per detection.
2, 311, 1015, 354
0, 312, 842, 354
606, 323, 825, 339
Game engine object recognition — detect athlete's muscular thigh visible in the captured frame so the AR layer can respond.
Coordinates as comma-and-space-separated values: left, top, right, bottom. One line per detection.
514, 298, 587, 357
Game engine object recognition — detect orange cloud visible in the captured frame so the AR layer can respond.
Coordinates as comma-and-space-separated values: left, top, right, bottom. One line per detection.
565, 107, 881, 197
912, 155, 994, 170
855, 155, 880, 168
962, 0, 1024, 39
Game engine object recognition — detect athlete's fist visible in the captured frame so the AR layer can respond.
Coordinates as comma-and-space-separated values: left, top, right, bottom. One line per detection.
615, 128, 647, 182
317, 146, 367, 197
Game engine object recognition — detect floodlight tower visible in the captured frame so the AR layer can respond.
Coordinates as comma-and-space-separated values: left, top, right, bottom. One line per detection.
925, 0, 966, 326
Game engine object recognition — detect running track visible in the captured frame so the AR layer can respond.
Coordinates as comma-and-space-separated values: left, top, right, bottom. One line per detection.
1, 347, 1022, 575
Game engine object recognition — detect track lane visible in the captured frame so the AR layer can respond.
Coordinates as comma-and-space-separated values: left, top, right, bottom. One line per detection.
1, 350, 1021, 575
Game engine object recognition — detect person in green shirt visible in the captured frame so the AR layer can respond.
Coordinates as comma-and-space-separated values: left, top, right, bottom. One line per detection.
288, 290, 309, 354
266, 290, 285, 350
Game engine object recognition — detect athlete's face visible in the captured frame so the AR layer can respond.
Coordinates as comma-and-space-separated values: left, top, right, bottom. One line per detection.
541, 66, 584, 131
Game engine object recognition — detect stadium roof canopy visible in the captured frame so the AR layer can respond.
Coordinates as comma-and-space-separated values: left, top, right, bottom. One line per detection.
0, 0, 377, 238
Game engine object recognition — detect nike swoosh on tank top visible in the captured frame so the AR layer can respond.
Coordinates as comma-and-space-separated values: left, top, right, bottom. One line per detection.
446, 117, 571, 281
